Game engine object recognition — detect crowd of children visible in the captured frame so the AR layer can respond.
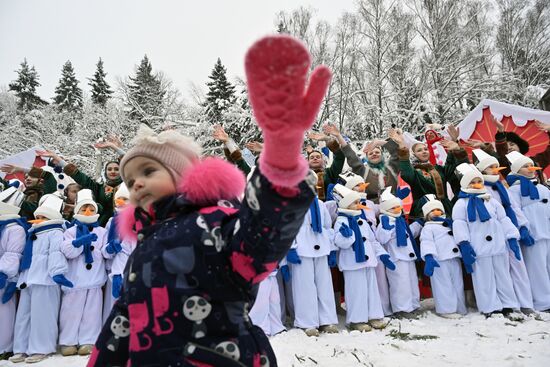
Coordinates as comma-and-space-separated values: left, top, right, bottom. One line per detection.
0, 35, 549, 366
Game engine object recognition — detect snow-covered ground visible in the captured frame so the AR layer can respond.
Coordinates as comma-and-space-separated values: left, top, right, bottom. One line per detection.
2, 300, 549, 367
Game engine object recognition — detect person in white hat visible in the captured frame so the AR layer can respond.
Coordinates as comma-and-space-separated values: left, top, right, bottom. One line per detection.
452, 163, 522, 318
473, 149, 537, 316
375, 187, 423, 317
336, 170, 393, 316
332, 184, 394, 331
10, 194, 70, 364
505, 151, 550, 312
419, 194, 466, 318
0, 186, 27, 360
286, 184, 338, 336
59, 189, 108, 357
101, 183, 136, 323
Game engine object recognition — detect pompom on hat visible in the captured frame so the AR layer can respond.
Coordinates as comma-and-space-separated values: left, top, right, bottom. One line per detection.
120, 125, 202, 184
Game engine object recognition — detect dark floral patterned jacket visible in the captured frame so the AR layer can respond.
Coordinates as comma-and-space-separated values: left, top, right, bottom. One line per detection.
87, 167, 316, 367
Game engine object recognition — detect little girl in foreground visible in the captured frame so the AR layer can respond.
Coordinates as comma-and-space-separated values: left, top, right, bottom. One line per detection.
87, 35, 331, 367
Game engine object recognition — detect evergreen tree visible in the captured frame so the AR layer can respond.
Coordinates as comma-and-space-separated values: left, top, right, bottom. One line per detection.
127, 55, 165, 124
53, 60, 83, 111
8, 58, 47, 110
204, 58, 236, 121
88, 58, 113, 107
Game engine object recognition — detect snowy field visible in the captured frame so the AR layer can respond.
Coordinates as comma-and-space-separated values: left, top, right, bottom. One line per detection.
2, 299, 549, 367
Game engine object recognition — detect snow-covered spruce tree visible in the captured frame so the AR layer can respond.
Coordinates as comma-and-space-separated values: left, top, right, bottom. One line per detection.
204, 58, 236, 122
53, 60, 83, 111
126, 55, 165, 126
8, 58, 47, 111
88, 58, 113, 107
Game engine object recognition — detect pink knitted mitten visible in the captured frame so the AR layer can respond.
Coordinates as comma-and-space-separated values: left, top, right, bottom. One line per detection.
245, 35, 331, 187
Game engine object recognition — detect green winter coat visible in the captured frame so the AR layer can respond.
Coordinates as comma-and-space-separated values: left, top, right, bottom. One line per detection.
63, 163, 121, 226
398, 147, 468, 220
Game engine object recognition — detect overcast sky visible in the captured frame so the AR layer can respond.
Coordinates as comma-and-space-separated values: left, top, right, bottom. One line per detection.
0, 0, 356, 102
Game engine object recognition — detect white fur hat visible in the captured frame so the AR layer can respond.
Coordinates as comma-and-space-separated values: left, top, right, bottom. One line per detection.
379, 187, 402, 215
115, 182, 130, 200
456, 163, 483, 189
506, 151, 534, 174
421, 194, 445, 217
472, 149, 499, 173
332, 184, 361, 209
0, 186, 24, 215
34, 194, 63, 220
338, 171, 364, 190
74, 189, 98, 214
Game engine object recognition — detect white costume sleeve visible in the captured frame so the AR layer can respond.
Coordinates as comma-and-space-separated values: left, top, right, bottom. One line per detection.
0, 225, 26, 278
48, 229, 69, 277
60, 227, 84, 259
419, 226, 437, 260
494, 200, 520, 240
452, 200, 471, 244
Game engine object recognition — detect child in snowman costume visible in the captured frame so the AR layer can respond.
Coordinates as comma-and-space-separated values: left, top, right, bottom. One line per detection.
332, 184, 394, 331
472, 149, 536, 315
419, 194, 467, 318
287, 187, 338, 336
248, 262, 286, 337
102, 183, 136, 323
505, 151, 550, 312
375, 187, 423, 317
336, 171, 394, 316
59, 189, 108, 356
0, 186, 27, 360
452, 163, 522, 318
10, 194, 71, 364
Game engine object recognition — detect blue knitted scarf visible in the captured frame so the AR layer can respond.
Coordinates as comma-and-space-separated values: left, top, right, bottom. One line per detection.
506, 175, 539, 200
340, 213, 366, 263
20, 223, 63, 272
485, 181, 518, 227
74, 219, 99, 266
458, 191, 491, 222
309, 196, 323, 234
107, 213, 121, 248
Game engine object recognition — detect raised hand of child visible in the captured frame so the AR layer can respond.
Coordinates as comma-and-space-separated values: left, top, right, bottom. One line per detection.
286, 248, 302, 264
423, 254, 440, 277
379, 254, 396, 271
52, 274, 74, 288
112, 274, 123, 298
339, 223, 353, 238
245, 35, 331, 186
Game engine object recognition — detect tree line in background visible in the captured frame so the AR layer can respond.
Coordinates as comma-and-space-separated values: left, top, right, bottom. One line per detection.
0, 0, 549, 174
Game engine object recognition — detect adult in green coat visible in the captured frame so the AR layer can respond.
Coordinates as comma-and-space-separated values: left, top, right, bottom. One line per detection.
39, 149, 122, 226
391, 130, 469, 221
0, 164, 57, 219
